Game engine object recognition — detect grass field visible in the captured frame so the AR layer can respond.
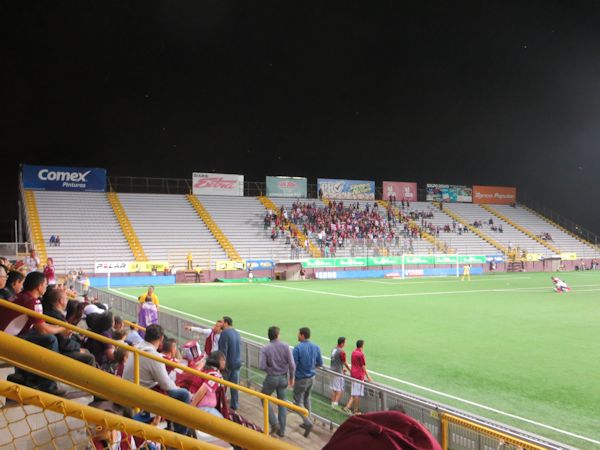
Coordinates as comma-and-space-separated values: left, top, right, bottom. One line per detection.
112, 272, 600, 448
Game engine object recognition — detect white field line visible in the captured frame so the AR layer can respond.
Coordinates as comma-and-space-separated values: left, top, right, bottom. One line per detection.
110, 287, 600, 445
261, 284, 359, 298
361, 275, 531, 285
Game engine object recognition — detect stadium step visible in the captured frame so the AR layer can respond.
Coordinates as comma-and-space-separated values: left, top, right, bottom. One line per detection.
377, 200, 451, 253
257, 196, 321, 258
437, 203, 510, 256
106, 192, 148, 261
186, 195, 242, 260
23, 191, 48, 261
480, 204, 561, 255
520, 204, 600, 253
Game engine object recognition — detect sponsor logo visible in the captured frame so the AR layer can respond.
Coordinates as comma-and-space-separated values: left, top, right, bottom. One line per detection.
193, 177, 237, 189
277, 180, 298, 189
38, 169, 91, 182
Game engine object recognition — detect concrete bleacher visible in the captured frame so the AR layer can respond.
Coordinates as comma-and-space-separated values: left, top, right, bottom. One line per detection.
118, 193, 227, 270
197, 195, 309, 260
444, 203, 556, 256
495, 204, 599, 258
34, 191, 134, 273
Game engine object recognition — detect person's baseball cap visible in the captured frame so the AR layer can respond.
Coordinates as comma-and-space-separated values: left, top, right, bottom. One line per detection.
323, 411, 442, 450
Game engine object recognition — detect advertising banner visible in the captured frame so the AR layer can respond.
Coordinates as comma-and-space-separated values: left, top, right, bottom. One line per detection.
192, 173, 244, 196
317, 178, 375, 200
525, 253, 542, 262
303, 255, 486, 268
426, 184, 472, 203
215, 260, 246, 271
403, 255, 434, 265
128, 261, 170, 272
382, 182, 418, 202
458, 255, 487, 264
246, 259, 275, 270
486, 255, 505, 263
560, 252, 577, 261
367, 256, 403, 266
266, 176, 307, 198
94, 261, 130, 274
434, 255, 457, 264
473, 186, 517, 204
23, 165, 107, 192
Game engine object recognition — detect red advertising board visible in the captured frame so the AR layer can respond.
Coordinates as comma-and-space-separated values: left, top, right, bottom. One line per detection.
382, 181, 417, 201
472, 185, 517, 204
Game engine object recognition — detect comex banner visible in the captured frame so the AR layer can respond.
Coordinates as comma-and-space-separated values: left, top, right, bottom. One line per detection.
192, 172, 244, 196
426, 184, 472, 203
472, 185, 517, 204
266, 176, 307, 198
23, 165, 107, 192
317, 178, 375, 200
382, 181, 417, 201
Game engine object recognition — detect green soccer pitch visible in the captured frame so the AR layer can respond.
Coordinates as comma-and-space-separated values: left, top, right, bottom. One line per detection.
111, 271, 600, 448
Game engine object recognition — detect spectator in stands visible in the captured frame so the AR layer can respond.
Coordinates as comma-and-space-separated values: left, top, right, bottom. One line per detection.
55, 235, 61, 247
0, 271, 68, 395
113, 315, 124, 332
161, 337, 179, 373
113, 347, 130, 377
191, 350, 227, 418
330, 337, 351, 409
138, 291, 159, 337
259, 326, 295, 438
0, 269, 24, 300
344, 339, 372, 415
49, 235, 55, 247
86, 311, 116, 372
185, 319, 223, 354
0, 265, 9, 298
123, 324, 191, 435
112, 329, 127, 343
292, 326, 323, 437
126, 321, 144, 346
24, 249, 40, 273
219, 316, 242, 410
42, 287, 95, 366
43, 258, 56, 286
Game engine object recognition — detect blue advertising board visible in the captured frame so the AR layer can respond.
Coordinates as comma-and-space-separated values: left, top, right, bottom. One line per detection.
22, 165, 107, 192
317, 178, 375, 200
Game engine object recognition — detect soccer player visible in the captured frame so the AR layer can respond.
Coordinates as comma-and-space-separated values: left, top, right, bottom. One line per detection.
461, 264, 471, 281
551, 276, 570, 293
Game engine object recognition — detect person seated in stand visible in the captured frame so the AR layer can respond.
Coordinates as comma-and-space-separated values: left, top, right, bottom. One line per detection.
113, 347, 130, 378
0, 267, 24, 300
190, 351, 227, 418
85, 311, 116, 373
0, 271, 69, 395
112, 329, 127, 343
126, 321, 144, 346
42, 287, 95, 366
161, 337, 179, 374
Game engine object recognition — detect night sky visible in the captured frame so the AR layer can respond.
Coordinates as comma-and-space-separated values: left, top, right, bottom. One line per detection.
3, 1, 600, 241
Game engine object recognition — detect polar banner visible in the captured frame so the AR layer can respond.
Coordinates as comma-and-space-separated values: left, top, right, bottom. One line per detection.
266, 176, 307, 198
95, 261, 129, 274
317, 178, 375, 200
192, 172, 244, 196
472, 185, 517, 204
23, 165, 107, 192
426, 184, 472, 203
382, 181, 417, 202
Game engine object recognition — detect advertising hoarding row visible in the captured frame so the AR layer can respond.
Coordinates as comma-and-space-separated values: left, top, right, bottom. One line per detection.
94, 261, 169, 273
426, 184, 473, 203
23, 165, 107, 192
192, 172, 244, 196
265, 176, 307, 198
317, 178, 375, 200
301, 255, 486, 268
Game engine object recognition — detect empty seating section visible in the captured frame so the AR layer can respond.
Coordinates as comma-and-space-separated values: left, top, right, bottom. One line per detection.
197, 195, 307, 260
445, 203, 555, 257
118, 193, 227, 269
494, 205, 599, 258
34, 191, 133, 273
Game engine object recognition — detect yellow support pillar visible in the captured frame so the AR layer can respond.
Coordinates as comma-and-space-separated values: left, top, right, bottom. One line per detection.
23, 191, 47, 261
107, 192, 147, 261
187, 195, 241, 260
257, 196, 321, 258
480, 204, 561, 255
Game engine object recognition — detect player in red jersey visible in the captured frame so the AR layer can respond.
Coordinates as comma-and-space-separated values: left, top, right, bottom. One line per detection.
551, 276, 570, 293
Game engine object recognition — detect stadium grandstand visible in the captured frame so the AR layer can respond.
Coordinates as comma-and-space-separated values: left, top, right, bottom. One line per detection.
1, 167, 599, 449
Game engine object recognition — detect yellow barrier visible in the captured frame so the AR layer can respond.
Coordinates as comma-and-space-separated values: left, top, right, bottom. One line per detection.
0, 299, 308, 437
0, 332, 300, 450
23, 190, 48, 262
107, 192, 148, 262
123, 319, 145, 331
0, 379, 217, 449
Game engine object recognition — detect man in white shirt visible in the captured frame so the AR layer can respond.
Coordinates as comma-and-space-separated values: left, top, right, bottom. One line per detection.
185, 320, 223, 354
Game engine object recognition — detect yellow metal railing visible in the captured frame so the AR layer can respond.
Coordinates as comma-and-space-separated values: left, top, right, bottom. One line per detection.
107, 192, 147, 261
0, 378, 216, 450
257, 196, 321, 258
23, 190, 47, 262
187, 195, 241, 260
0, 331, 300, 450
480, 204, 561, 255
0, 298, 308, 438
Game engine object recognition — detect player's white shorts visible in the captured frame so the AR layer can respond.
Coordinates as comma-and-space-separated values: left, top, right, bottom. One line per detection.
351, 380, 364, 397
330, 375, 344, 392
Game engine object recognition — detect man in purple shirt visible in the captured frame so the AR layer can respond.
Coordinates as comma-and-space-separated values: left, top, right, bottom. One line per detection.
259, 326, 295, 437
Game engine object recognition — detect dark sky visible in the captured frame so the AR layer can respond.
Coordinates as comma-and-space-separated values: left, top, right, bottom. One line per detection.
3, 1, 600, 240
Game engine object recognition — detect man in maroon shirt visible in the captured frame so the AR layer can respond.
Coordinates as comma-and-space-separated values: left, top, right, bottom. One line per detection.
0, 272, 70, 395
343, 340, 372, 415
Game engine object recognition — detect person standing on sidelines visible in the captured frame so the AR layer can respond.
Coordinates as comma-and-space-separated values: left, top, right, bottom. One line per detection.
330, 337, 351, 408
259, 326, 295, 437
344, 340, 372, 415
292, 327, 323, 437
219, 316, 241, 410
461, 264, 471, 281
185, 319, 223, 354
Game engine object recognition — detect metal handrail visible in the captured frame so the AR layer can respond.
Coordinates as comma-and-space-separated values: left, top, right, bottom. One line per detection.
0, 298, 308, 435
